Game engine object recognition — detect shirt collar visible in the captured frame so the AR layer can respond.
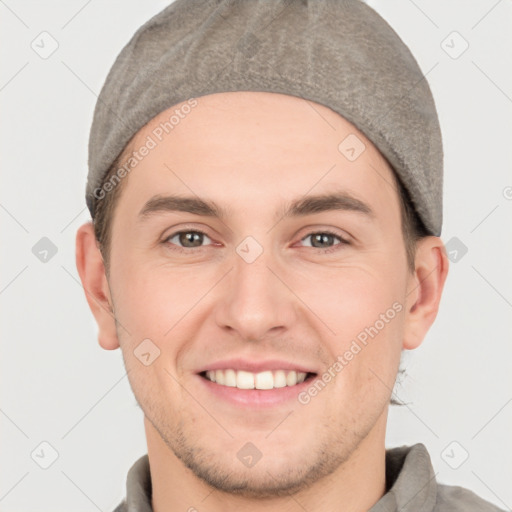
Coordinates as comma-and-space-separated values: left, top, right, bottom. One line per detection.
121, 443, 437, 512
369, 443, 437, 512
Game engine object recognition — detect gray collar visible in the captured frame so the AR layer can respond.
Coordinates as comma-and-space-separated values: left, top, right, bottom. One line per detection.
369, 443, 437, 512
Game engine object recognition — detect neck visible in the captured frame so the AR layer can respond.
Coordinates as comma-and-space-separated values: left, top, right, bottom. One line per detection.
146, 413, 388, 512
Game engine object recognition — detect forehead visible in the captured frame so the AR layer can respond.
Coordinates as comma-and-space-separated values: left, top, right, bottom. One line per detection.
118, 91, 399, 219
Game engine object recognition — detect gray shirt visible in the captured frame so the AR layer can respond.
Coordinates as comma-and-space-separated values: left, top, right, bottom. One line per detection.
113, 443, 504, 512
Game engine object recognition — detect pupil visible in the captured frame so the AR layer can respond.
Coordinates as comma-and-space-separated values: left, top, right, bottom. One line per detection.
313, 233, 332, 248
181, 232, 202, 247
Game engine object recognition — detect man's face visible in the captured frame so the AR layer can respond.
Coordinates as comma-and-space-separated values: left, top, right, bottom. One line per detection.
106, 91, 413, 496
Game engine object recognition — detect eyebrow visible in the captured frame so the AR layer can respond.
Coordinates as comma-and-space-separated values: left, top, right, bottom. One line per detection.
137, 191, 374, 223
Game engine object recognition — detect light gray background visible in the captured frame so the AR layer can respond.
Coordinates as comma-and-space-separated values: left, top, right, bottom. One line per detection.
1, 1, 511, 511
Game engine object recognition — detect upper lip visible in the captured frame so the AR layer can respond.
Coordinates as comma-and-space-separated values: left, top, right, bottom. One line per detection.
197, 358, 318, 375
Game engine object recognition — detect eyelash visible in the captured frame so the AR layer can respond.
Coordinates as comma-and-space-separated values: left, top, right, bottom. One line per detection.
163, 229, 350, 254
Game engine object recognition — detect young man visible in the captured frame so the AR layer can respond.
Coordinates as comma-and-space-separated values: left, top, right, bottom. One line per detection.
75, 1, 503, 511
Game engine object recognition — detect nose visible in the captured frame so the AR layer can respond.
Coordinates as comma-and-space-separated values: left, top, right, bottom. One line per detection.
214, 243, 298, 342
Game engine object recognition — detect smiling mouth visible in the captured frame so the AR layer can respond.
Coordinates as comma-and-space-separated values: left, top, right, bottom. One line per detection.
199, 369, 317, 390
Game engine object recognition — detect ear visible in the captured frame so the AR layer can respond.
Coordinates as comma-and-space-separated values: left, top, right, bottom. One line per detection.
403, 236, 449, 350
75, 221, 120, 350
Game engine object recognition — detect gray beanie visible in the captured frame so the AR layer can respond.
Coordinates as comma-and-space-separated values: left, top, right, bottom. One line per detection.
87, 0, 443, 235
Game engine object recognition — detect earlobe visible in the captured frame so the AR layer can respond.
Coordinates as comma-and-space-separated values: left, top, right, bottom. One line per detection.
75, 222, 120, 350
402, 236, 449, 350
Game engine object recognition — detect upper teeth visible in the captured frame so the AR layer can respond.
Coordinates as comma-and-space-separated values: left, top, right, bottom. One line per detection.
205, 369, 308, 389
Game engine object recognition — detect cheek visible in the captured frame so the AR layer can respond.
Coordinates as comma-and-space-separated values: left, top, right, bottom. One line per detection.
298, 262, 406, 338
110, 253, 206, 341
298, 264, 406, 391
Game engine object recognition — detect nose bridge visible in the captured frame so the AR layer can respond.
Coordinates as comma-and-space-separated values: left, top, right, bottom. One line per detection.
215, 238, 296, 340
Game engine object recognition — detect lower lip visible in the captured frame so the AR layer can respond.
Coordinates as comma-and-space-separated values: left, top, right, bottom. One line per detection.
196, 374, 316, 408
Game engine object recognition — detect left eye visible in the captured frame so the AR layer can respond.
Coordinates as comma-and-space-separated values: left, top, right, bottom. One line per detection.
299, 231, 347, 250
165, 231, 212, 249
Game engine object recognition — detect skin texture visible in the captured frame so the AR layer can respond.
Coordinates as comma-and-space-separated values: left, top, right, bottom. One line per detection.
76, 91, 448, 512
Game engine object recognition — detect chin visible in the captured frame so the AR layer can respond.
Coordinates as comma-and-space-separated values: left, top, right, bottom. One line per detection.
163, 418, 356, 499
